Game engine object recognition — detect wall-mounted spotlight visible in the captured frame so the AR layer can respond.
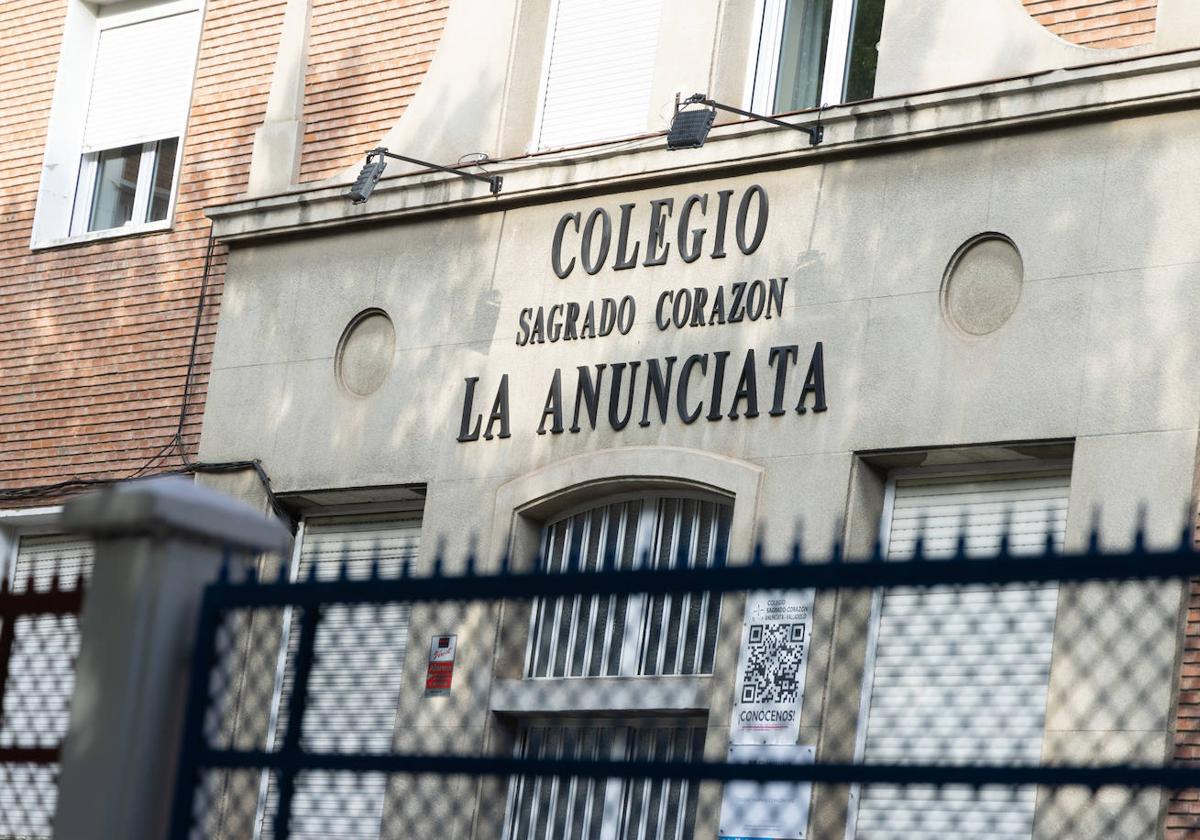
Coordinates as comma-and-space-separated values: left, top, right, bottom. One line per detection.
347, 147, 503, 204
666, 93, 823, 151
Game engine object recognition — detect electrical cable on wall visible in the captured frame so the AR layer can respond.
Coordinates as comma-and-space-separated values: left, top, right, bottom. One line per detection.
0, 222, 289, 525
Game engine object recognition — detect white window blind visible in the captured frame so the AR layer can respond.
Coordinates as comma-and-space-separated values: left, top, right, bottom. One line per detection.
504, 719, 705, 840
525, 496, 729, 679
258, 514, 420, 840
535, 0, 663, 150
852, 469, 1070, 840
0, 534, 93, 840
82, 10, 201, 153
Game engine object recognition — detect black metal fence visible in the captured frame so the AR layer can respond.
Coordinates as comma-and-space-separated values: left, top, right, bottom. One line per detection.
167, 528, 1200, 840
0, 565, 86, 840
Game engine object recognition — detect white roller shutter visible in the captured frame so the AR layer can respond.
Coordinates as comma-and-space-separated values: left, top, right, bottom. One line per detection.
82, 10, 201, 153
852, 469, 1070, 840
0, 535, 93, 840
535, 0, 663, 150
260, 514, 420, 840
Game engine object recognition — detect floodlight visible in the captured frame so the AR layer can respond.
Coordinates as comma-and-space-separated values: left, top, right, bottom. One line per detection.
347, 147, 502, 204
348, 154, 389, 203
667, 93, 823, 150
666, 107, 717, 150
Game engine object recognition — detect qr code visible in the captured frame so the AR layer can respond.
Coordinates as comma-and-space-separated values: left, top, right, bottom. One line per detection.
741, 622, 806, 704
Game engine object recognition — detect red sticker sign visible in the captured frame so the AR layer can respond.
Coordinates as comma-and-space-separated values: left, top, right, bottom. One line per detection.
425, 634, 457, 696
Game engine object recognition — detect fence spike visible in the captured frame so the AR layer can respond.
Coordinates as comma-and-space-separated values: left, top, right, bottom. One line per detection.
245, 562, 259, 585
1181, 501, 1196, 552
599, 541, 613, 573
368, 539, 382, 581
217, 552, 231, 584
953, 510, 967, 560
752, 540, 764, 567
912, 513, 927, 562
998, 505, 1013, 558
1134, 504, 1148, 551
831, 534, 844, 565
1088, 508, 1102, 556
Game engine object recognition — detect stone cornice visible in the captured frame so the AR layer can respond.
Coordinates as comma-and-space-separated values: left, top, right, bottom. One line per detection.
208, 48, 1200, 243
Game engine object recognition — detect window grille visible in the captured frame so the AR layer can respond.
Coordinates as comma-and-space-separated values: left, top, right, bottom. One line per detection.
504, 719, 705, 840
524, 495, 730, 679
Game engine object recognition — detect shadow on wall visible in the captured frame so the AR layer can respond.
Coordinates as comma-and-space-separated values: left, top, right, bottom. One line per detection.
298, 0, 452, 184
875, 0, 1166, 97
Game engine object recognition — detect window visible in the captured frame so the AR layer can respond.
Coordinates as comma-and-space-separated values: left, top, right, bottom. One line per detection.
748, 0, 886, 114
256, 514, 421, 840
533, 0, 664, 150
75, 138, 180, 234
32, 0, 201, 246
0, 527, 93, 840
504, 718, 705, 840
524, 495, 731, 679
848, 466, 1070, 840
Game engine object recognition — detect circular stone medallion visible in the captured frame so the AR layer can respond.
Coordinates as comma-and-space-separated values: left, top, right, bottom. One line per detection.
336, 309, 396, 396
941, 235, 1023, 337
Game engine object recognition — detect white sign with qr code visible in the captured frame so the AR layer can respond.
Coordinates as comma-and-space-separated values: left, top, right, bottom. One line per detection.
729, 590, 815, 745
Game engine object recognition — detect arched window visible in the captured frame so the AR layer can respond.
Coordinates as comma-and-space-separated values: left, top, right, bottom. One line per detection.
524, 493, 731, 679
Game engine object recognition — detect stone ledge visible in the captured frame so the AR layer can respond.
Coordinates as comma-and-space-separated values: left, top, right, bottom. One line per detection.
207, 48, 1200, 243
491, 676, 712, 714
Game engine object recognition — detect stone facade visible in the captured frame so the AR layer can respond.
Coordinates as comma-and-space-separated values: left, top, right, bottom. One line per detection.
194, 2, 1200, 837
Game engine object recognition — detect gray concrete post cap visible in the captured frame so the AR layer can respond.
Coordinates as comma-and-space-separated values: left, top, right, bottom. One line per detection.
62, 476, 291, 552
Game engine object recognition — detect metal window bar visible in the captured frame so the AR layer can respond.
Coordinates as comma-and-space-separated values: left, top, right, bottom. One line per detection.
504, 721, 705, 840
525, 496, 729, 679
169, 523, 1200, 840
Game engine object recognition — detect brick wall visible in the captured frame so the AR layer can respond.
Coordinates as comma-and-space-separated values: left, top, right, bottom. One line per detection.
1169, 577, 1200, 838
299, 0, 448, 182
0, 0, 289, 504
1022, 0, 1157, 49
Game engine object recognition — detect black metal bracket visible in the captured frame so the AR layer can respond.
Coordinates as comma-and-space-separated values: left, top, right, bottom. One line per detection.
682, 93, 824, 147
369, 147, 503, 195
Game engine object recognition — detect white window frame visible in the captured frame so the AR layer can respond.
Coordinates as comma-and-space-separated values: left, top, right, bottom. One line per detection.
526, 0, 564, 153
0, 507, 67, 583
30, 0, 201, 250
69, 139, 180, 237
745, 0, 857, 114
842, 460, 1072, 840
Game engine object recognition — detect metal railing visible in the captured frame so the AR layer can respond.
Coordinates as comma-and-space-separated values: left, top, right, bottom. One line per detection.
167, 527, 1200, 839
0, 570, 86, 839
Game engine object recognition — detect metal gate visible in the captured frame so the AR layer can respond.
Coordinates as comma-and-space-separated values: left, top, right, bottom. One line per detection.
167, 529, 1200, 840
0, 559, 87, 839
